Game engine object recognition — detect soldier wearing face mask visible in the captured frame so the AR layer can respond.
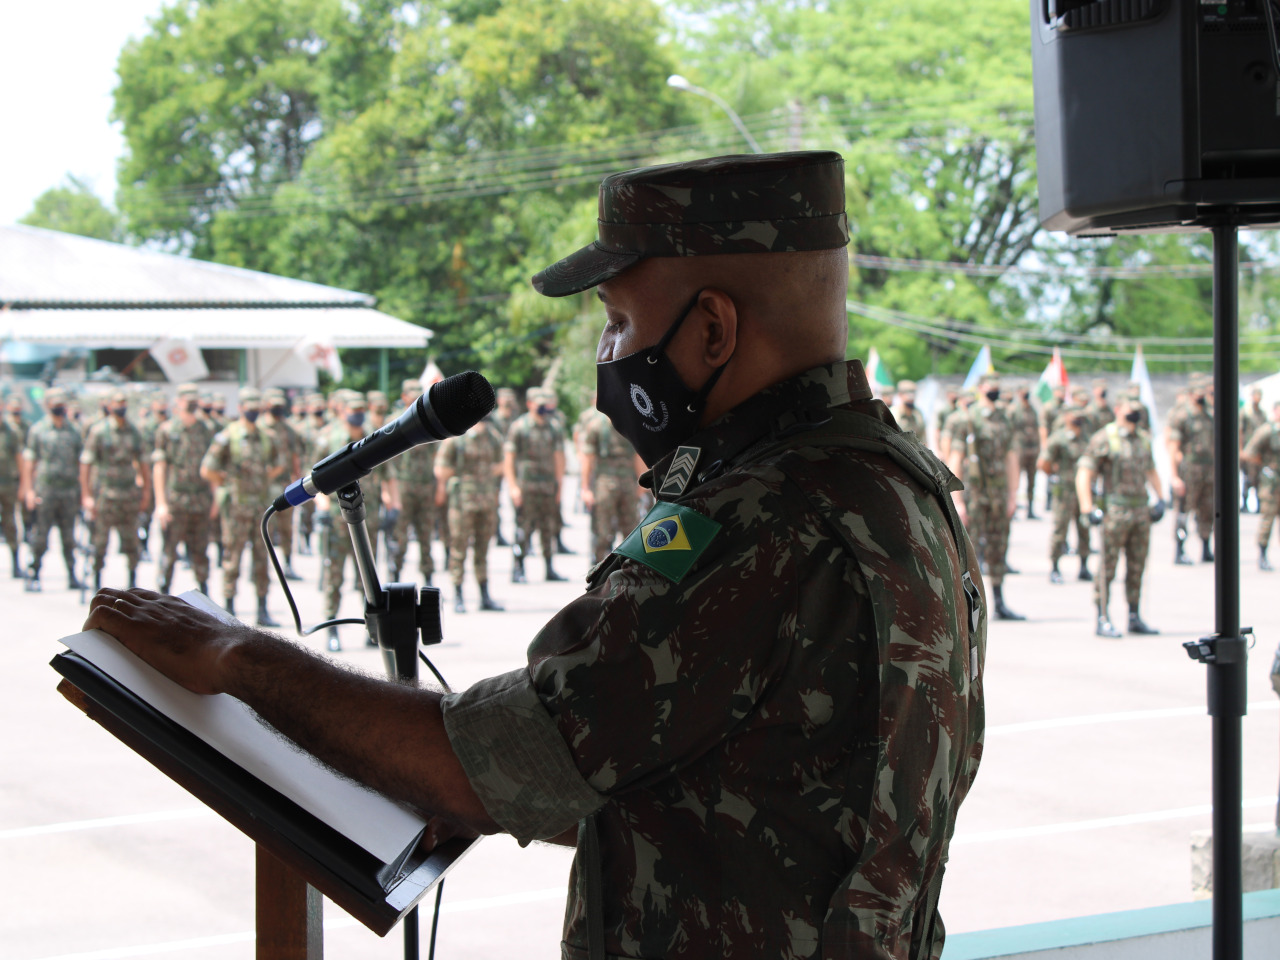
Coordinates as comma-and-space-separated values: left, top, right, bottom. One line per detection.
503, 387, 566, 583
1008, 381, 1040, 519
262, 389, 305, 581
1243, 401, 1280, 570
152, 383, 214, 595
890, 380, 926, 438
200, 387, 282, 626
1039, 410, 1092, 584
20, 388, 83, 591
80, 389, 150, 591
1167, 374, 1215, 564
1077, 399, 1166, 637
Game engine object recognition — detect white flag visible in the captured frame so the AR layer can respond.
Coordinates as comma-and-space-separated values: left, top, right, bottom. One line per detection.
149, 338, 208, 383
297, 336, 343, 381
420, 360, 445, 388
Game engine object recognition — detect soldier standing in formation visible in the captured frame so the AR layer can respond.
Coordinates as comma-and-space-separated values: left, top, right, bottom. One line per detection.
21, 388, 83, 591
1168, 375, 1215, 564
1240, 386, 1266, 513
262, 389, 305, 581
947, 375, 1024, 620
504, 387, 566, 583
201, 387, 282, 627
1010, 381, 1041, 519
579, 406, 644, 565
1243, 401, 1280, 570
435, 417, 505, 613
136, 391, 170, 560
488, 387, 518, 546
153, 383, 214, 595
1076, 398, 1165, 637
890, 379, 926, 437
294, 393, 328, 555
80, 389, 150, 591
0, 405, 22, 578
390, 379, 438, 585
1039, 408, 1092, 584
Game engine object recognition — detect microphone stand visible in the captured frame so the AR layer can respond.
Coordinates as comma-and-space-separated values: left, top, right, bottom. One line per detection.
334, 480, 443, 960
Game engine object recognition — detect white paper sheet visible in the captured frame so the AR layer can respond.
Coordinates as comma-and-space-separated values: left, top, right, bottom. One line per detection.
60, 591, 427, 864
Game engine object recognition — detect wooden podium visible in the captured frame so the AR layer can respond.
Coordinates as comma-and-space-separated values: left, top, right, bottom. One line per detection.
52, 651, 474, 958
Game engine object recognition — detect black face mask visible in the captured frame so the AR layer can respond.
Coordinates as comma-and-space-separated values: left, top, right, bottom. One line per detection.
596, 290, 729, 467
49, 405, 66, 418
346, 412, 366, 428
1195, 396, 1207, 407
271, 405, 288, 419
985, 389, 1001, 402
184, 400, 199, 413
1125, 410, 1142, 424
111, 406, 128, 418
243, 409, 260, 423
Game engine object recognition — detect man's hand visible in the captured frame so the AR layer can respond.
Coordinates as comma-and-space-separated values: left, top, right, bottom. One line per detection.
582, 488, 595, 511
82, 588, 254, 696
82, 496, 96, 521
1006, 495, 1018, 519
155, 503, 172, 528
509, 485, 523, 508
1171, 476, 1186, 498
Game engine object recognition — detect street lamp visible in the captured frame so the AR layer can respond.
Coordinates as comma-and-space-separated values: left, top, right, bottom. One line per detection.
667, 75, 763, 154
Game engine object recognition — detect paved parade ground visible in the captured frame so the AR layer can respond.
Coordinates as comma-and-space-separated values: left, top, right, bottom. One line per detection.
3, 482, 1279, 959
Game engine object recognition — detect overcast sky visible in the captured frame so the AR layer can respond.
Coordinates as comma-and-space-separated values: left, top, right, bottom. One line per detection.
0, 2, 167, 226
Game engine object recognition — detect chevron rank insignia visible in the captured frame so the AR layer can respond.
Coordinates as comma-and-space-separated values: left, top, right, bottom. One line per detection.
659, 445, 701, 499
615, 501, 721, 583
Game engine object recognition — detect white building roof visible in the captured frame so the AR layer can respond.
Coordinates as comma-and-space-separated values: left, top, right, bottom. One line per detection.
0, 224, 430, 349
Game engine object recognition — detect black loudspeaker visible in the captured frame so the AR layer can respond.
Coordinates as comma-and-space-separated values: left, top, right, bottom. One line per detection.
1032, 0, 1280, 235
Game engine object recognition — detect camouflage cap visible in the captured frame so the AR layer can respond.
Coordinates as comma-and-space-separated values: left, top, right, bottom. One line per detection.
264, 388, 287, 404
45, 388, 69, 405
346, 393, 368, 411
238, 387, 261, 405
367, 390, 389, 408
109, 389, 128, 404
532, 151, 850, 297
896, 379, 917, 394
401, 378, 424, 396
176, 383, 200, 397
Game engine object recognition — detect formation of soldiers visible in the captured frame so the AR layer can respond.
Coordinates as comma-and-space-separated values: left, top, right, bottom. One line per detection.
886, 370, 1278, 639
4, 377, 648, 649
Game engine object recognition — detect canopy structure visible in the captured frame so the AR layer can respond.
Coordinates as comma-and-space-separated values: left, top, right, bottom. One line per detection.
0, 225, 431, 387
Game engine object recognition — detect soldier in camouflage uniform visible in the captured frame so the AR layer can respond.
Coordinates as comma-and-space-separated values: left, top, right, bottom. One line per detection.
1084, 378, 1114, 434
153, 383, 214, 595
262, 389, 305, 581
1243, 402, 1280, 570
80, 389, 150, 591
1240, 386, 1266, 513
1009, 381, 1041, 519
390, 378, 439, 585
21, 388, 84, 590
1077, 398, 1166, 637
435, 417, 504, 613
6, 396, 31, 549
489, 387, 518, 545
947, 375, 1025, 620
1039, 409, 1093, 584
1168, 375, 1215, 564
367, 390, 390, 430
503, 387, 566, 583
136, 391, 170, 560
315, 394, 400, 651
94, 152, 985, 960
890, 379, 926, 438
0, 407, 23, 578
201, 387, 283, 626
294, 393, 328, 554
579, 406, 643, 565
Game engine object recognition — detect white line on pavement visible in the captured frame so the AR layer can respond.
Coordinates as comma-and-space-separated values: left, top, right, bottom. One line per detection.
0, 808, 211, 840
953, 796, 1276, 845
986, 700, 1279, 736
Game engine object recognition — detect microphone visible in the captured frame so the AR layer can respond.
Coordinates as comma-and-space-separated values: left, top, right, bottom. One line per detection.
274, 370, 495, 511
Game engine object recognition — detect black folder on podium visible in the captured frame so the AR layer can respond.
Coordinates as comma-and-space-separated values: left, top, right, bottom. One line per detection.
51, 644, 474, 937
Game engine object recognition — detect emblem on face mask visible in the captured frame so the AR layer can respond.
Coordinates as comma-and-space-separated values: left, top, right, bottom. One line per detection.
630, 383, 669, 432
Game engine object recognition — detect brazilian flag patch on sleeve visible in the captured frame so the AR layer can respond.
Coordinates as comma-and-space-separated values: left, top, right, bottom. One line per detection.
614, 501, 722, 583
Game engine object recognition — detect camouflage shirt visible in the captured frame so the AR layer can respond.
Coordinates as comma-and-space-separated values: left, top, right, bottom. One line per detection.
1244, 422, 1280, 487
1170, 403, 1214, 465
1009, 399, 1040, 459
0, 417, 21, 489
201, 421, 280, 505
1241, 404, 1267, 449
580, 410, 637, 480
438, 422, 503, 509
442, 360, 985, 960
1079, 424, 1154, 505
890, 403, 926, 439
948, 403, 1014, 490
153, 417, 215, 512
506, 413, 564, 493
81, 417, 146, 497
25, 417, 84, 494
1041, 426, 1089, 489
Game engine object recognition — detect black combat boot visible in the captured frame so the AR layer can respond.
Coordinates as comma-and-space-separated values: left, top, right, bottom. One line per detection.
1049, 559, 1063, 585
391, 565, 402, 583
556, 533, 574, 555
327, 627, 341, 652
25, 562, 40, 592
545, 558, 566, 582
224, 597, 235, 618
511, 555, 526, 584
992, 585, 1025, 621
1128, 608, 1159, 635
1096, 606, 1122, 638
495, 528, 509, 547
479, 581, 503, 611
1174, 535, 1193, 566
197, 580, 209, 596
10, 547, 20, 580
283, 557, 302, 582
1201, 539, 1214, 563
454, 585, 466, 614
256, 597, 278, 628
1261, 546, 1273, 572
1077, 558, 1092, 582
127, 567, 137, 591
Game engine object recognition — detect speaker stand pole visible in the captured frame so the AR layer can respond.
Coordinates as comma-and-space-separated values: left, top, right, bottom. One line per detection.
1185, 219, 1247, 960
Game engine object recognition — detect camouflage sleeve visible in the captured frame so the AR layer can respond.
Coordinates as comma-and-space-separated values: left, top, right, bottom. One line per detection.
79, 428, 98, 466
503, 422, 520, 457
440, 668, 607, 844
152, 425, 169, 464
1077, 430, 1107, 474
201, 432, 228, 475
1244, 425, 1269, 462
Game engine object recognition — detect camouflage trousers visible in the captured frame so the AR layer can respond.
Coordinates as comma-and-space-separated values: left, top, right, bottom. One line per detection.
1019, 452, 1039, 507
965, 487, 1011, 586
269, 500, 294, 558
1258, 480, 1280, 547
32, 489, 78, 572
392, 488, 436, 578
324, 503, 380, 619
1181, 461, 1214, 541
221, 505, 270, 601
448, 502, 497, 587
0, 485, 17, 549
91, 493, 142, 569
298, 499, 316, 544
1049, 486, 1091, 561
1095, 506, 1150, 611
590, 475, 640, 565
516, 489, 558, 560
160, 506, 212, 589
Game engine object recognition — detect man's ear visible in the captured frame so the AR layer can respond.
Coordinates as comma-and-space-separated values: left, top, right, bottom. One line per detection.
694, 288, 738, 368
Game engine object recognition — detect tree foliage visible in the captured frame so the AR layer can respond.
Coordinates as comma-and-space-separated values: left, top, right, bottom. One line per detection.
20, 176, 124, 242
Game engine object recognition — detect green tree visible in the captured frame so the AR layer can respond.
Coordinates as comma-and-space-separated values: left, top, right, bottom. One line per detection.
20, 176, 124, 242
